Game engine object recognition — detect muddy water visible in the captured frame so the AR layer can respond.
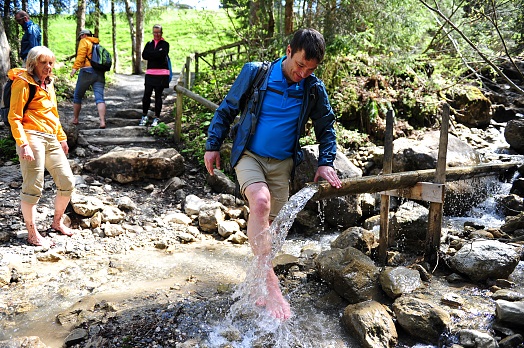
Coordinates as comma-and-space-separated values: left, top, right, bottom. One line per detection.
0, 240, 252, 347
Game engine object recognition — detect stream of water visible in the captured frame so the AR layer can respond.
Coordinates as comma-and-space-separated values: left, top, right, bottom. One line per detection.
1, 174, 522, 347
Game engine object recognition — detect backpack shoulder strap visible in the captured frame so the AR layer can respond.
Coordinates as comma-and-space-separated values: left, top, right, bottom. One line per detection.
23, 84, 36, 114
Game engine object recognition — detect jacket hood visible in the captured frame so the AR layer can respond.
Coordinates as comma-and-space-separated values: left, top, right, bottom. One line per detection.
85, 36, 100, 45
8, 68, 53, 86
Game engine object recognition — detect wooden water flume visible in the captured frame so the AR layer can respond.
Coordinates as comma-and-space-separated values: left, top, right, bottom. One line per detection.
308, 105, 520, 266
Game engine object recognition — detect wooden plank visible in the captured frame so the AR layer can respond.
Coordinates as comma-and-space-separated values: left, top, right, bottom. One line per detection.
379, 109, 394, 265
175, 85, 219, 111
380, 182, 445, 203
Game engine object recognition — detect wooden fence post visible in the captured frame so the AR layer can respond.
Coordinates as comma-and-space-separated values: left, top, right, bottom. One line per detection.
185, 56, 191, 90
175, 71, 184, 143
379, 109, 394, 266
425, 103, 450, 265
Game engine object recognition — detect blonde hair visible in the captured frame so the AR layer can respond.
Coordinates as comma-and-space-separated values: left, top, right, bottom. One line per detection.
26, 46, 56, 75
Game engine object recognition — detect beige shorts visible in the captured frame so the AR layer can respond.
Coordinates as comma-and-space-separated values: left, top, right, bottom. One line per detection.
235, 150, 293, 220
18, 131, 75, 205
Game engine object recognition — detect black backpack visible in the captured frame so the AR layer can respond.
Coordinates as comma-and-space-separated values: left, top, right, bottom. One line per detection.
1, 79, 36, 138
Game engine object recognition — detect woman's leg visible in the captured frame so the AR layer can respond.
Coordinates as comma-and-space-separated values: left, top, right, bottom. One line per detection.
46, 138, 75, 236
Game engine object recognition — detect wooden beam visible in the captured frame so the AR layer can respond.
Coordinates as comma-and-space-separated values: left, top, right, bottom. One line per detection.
309, 162, 519, 202
175, 85, 219, 111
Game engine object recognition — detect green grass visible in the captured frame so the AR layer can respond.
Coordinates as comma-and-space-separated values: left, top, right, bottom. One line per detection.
47, 8, 238, 74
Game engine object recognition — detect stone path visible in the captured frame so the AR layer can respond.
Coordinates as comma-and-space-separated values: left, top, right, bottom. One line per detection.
58, 72, 179, 146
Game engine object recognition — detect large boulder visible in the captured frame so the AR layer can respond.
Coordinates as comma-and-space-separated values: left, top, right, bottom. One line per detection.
84, 146, 185, 183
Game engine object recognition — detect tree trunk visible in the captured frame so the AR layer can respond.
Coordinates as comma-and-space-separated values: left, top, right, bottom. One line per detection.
134, 0, 143, 75
0, 17, 10, 102
94, 0, 100, 38
75, 0, 86, 52
123, 0, 136, 71
285, 0, 293, 35
249, 0, 259, 27
266, 0, 274, 38
111, 0, 118, 73
43, 0, 48, 47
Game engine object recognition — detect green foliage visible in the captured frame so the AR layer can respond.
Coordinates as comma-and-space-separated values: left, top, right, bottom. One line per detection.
0, 137, 18, 163
149, 122, 172, 137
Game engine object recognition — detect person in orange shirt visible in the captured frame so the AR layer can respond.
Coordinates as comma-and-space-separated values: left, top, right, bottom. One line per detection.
70, 29, 107, 128
8, 46, 75, 248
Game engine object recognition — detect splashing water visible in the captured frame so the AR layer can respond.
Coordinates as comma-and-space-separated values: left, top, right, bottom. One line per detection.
205, 185, 349, 347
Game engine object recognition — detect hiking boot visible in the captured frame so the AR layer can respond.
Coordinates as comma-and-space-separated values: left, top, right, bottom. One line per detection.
151, 118, 159, 127
139, 116, 148, 126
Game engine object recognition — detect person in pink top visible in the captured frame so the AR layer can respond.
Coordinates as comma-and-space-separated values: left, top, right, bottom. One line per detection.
139, 24, 170, 127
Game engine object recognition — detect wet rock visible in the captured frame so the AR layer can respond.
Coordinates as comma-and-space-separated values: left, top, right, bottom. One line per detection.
379, 266, 423, 299
505, 119, 524, 154
510, 178, 524, 198
389, 201, 428, 251
496, 300, 524, 327
272, 254, 300, 274
393, 295, 451, 344
330, 226, 378, 256
499, 334, 524, 348
342, 300, 397, 348
449, 240, 521, 282
458, 329, 498, 348
315, 246, 381, 303
492, 289, 524, 301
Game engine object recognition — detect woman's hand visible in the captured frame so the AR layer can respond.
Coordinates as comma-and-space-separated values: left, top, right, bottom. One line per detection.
20, 144, 35, 161
60, 141, 69, 155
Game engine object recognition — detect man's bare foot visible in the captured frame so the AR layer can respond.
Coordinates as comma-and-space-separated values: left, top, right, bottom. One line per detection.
255, 270, 292, 320
28, 233, 55, 248
51, 223, 73, 236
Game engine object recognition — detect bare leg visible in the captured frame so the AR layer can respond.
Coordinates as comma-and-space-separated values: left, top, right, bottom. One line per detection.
21, 201, 54, 247
245, 182, 291, 320
72, 103, 81, 124
51, 195, 73, 236
97, 102, 106, 128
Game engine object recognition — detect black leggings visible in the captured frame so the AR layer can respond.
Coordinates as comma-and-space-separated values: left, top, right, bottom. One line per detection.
142, 84, 165, 117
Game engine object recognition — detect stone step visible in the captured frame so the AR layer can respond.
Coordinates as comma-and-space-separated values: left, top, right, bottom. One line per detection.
83, 136, 159, 145
80, 125, 150, 137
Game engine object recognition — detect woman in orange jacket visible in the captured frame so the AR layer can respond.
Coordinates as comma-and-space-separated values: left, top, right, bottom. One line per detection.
8, 46, 75, 248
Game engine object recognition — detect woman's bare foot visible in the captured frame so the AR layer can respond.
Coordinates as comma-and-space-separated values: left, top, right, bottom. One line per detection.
72, 118, 79, 125
27, 233, 55, 248
51, 222, 73, 236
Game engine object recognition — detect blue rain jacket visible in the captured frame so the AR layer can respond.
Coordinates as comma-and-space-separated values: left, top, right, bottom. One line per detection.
205, 59, 337, 178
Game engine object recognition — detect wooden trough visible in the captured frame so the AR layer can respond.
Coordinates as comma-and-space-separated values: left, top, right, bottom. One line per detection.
309, 105, 521, 266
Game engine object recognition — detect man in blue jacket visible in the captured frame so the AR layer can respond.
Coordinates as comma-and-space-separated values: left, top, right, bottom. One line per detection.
204, 28, 341, 320
15, 10, 42, 66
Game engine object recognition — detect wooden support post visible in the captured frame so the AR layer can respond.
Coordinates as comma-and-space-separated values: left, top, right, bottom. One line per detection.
379, 109, 394, 265
425, 103, 450, 264
175, 75, 184, 143
185, 56, 191, 91
195, 53, 199, 78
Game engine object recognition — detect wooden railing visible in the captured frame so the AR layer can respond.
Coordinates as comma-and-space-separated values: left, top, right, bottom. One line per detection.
172, 41, 248, 142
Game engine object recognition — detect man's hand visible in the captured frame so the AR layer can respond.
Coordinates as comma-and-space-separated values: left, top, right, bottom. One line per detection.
70, 69, 77, 78
204, 151, 220, 176
314, 165, 342, 188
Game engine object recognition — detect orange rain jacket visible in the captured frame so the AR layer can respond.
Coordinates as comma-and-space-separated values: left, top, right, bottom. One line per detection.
72, 36, 100, 70
7, 68, 66, 147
